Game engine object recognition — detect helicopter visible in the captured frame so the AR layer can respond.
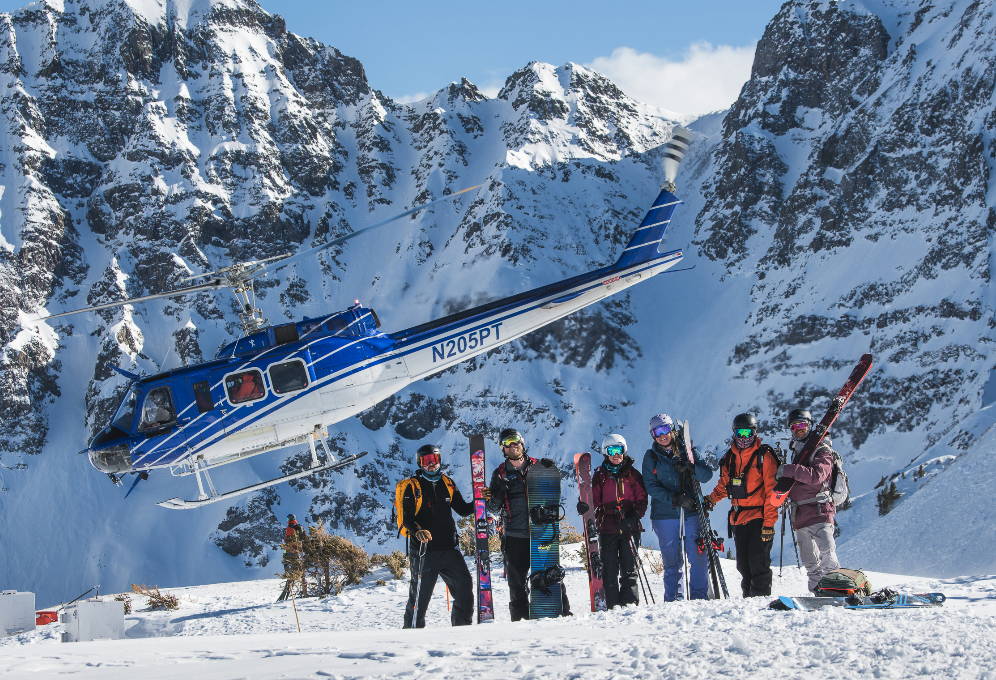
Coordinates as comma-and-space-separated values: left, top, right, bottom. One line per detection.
36, 128, 694, 510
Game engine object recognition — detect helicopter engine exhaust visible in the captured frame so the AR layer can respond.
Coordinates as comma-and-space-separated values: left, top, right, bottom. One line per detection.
661, 126, 692, 189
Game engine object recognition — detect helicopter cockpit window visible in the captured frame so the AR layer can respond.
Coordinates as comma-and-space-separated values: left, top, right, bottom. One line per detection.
111, 388, 137, 431
226, 370, 265, 404
268, 360, 309, 395
139, 387, 176, 432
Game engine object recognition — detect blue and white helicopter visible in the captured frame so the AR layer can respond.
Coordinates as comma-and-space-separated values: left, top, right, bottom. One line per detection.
42, 129, 693, 509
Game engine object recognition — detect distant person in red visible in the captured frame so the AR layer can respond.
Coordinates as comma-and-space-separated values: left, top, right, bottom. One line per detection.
283, 514, 307, 596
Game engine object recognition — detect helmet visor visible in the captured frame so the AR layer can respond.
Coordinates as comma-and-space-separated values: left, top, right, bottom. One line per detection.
500, 435, 523, 448
418, 453, 441, 467
605, 445, 625, 457
735, 428, 755, 438
789, 421, 810, 432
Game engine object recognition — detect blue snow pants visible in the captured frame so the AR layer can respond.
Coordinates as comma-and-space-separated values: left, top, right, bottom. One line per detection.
652, 515, 709, 601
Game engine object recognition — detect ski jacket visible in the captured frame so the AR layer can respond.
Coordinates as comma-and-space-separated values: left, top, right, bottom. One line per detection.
641, 442, 712, 521
400, 471, 473, 552
705, 438, 779, 529
592, 456, 648, 534
488, 457, 537, 539
782, 436, 836, 530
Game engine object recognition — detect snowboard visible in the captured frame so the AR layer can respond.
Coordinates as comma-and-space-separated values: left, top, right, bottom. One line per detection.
771, 354, 873, 507
574, 452, 607, 612
677, 420, 729, 599
527, 458, 564, 618
469, 435, 494, 623
771, 591, 945, 611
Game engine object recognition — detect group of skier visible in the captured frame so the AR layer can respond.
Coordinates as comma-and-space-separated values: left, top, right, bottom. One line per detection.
393, 406, 843, 627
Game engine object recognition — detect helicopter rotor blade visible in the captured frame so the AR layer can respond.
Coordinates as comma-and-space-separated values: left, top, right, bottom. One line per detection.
37, 279, 227, 321
261, 184, 481, 277
178, 252, 292, 283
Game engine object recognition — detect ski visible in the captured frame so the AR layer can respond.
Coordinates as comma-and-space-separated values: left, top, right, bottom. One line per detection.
469, 435, 494, 624
527, 459, 564, 618
574, 452, 607, 612
771, 354, 873, 507
677, 421, 729, 599
772, 591, 945, 611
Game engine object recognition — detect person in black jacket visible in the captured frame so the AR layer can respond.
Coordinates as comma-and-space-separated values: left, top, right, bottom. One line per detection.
487, 428, 571, 621
399, 444, 474, 628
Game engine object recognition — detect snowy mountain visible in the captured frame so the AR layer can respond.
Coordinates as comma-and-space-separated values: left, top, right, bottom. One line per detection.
0, 0, 993, 605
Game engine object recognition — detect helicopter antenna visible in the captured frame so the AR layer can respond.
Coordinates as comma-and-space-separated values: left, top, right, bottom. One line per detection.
31, 185, 481, 334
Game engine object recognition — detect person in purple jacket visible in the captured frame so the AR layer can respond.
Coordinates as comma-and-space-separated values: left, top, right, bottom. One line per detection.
776, 408, 840, 593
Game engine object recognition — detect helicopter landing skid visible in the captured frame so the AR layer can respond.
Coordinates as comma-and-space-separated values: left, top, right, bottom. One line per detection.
156, 451, 368, 510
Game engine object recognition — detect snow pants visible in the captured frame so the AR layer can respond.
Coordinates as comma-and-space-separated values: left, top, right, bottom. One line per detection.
795, 522, 840, 593
599, 531, 639, 608
403, 546, 473, 628
502, 535, 571, 620
652, 515, 709, 601
733, 518, 773, 597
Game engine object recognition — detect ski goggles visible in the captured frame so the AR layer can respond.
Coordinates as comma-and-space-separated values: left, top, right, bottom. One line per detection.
500, 436, 523, 448
418, 453, 441, 467
651, 424, 673, 438
605, 445, 625, 457
734, 428, 755, 438
789, 421, 811, 432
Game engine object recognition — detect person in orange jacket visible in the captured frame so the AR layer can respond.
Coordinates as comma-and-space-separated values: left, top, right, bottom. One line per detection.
703, 413, 779, 597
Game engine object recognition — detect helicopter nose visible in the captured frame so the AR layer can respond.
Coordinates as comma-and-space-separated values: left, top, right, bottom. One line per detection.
87, 441, 133, 475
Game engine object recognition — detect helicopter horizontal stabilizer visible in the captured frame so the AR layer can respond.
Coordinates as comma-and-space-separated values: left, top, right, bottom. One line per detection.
156, 451, 367, 510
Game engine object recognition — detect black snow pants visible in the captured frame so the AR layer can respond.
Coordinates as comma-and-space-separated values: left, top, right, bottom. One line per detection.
599, 531, 640, 608
403, 546, 473, 628
733, 518, 773, 597
502, 535, 571, 620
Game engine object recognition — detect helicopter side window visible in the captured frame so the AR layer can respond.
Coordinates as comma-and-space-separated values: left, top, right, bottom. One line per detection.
139, 387, 176, 432
226, 370, 265, 404
193, 381, 214, 413
268, 360, 309, 395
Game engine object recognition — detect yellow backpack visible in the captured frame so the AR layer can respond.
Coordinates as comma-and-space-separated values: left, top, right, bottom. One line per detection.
393, 475, 456, 537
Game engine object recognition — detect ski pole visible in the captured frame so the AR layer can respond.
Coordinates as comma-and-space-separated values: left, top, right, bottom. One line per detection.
679, 508, 690, 599
58, 586, 98, 611
635, 538, 656, 605
628, 535, 654, 605
779, 506, 786, 577
789, 510, 801, 569
412, 540, 428, 625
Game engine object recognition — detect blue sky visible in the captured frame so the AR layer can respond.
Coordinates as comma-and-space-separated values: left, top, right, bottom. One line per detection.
0, 0, 786, 115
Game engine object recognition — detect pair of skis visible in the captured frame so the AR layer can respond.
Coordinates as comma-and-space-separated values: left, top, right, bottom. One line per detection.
469, 435, 495, 624
773, 591, 945, 611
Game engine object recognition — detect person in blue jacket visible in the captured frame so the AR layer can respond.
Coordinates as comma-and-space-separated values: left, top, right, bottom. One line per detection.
641, 413, 713, 600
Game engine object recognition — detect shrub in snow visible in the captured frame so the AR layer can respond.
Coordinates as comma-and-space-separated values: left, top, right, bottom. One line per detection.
301, 526, 371, 596
876, 482, 902, 516
371, 551, 408, 580
130, 585, 178, 610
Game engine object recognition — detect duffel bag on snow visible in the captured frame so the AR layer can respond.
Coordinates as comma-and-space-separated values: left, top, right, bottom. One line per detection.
814, 568, 872, 597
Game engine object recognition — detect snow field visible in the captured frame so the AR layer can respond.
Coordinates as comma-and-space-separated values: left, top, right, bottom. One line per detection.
2, 548, 994, 679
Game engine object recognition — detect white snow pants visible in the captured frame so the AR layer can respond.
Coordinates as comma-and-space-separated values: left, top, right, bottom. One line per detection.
795, 522, 839, 593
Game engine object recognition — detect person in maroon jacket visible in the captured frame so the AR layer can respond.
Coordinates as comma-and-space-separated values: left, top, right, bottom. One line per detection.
777, 408, 841, 594
584, 433, 648, 608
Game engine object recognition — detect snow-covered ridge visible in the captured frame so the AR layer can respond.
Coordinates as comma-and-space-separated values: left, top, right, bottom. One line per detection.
2, 553, 995, 680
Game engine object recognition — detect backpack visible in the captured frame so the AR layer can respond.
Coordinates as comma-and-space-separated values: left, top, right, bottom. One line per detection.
827, 449, 850, 507
814, 568, 871, 597
392, 475, 456, 537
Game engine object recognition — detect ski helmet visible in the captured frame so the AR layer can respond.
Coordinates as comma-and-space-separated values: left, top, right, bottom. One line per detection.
601, 433, 627, 457
648, 413, 674, 436
732, 413, 758, 431
787, 408, 813, 426
287, 513, 296, 521
498, 428, 526, 454
416, 444, 441, 464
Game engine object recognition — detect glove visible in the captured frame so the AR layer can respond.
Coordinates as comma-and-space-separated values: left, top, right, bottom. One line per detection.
576, 500, 590, 515
702, 498, 715, 513
620, 517, 642, 534
414, 529, 432, 543
480, 487, 492, 501
760, 526, 775, 542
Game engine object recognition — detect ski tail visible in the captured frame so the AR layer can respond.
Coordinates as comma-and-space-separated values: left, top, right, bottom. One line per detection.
613, 127, 691, 270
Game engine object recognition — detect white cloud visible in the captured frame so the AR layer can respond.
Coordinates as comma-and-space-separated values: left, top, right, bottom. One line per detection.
587, 42, 756, 118
393, 92, 431, 105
